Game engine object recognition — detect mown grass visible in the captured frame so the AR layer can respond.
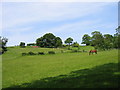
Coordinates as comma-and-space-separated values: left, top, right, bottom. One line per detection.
4, 63, 119, 88
2, 46, 119, 88
3, 46, 71, 60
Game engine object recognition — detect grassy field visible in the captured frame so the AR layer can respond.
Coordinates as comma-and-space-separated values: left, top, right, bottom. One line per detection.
2, 46, 119, 88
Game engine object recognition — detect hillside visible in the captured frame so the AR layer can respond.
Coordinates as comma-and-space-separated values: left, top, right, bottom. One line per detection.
2, 46, 119, 88
2, 46, 94, 60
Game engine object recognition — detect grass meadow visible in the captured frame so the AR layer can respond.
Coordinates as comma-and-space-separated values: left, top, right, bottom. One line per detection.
2, 46, 119, 88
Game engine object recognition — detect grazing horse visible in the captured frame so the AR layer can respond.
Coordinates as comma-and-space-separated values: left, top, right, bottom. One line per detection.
89, 50, 97, 55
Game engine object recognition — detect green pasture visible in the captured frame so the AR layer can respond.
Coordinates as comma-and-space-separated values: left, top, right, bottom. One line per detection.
2, 46, 119, 88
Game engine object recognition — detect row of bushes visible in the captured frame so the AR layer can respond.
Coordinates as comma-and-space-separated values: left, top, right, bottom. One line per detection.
22, 51, 55, 56
71, 50, 87, 53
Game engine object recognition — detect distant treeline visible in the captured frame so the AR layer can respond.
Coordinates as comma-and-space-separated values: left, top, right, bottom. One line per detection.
0, 26, 119, 54
81, 30, 119, 50
25, 26, 120, 50
20, 26, 120, 50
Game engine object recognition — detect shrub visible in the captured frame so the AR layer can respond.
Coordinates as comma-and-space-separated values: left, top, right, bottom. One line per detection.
28, 51, 36, 55
48, 51, 55, 54
78, 50, 82, 52
71, 50, 78, 53
38, 52, 45, 55
61, 50, 64, 53
27, 43, 36, 46
68, 48, 72, 50
22, 53, 27, 56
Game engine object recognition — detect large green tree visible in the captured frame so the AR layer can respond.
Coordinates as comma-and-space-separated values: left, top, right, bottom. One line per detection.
36, 33, 62, 48
103, 34, 113, 50
55, 37, 62, 48
81, 34, 91, 46
113, 26, 120, 49
113, 34, 118, 49
91, 31, 104, 50
64, 37, 73, 46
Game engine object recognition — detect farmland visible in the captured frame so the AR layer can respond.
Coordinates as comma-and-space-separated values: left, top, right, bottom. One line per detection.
2, 46, 119, 88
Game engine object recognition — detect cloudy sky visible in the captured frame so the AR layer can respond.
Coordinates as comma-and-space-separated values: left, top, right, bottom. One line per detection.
1, 1, 118, 46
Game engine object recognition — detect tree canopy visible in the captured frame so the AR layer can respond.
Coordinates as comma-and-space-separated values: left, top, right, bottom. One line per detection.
103, 34, 113, 50
36, 33, 62, 48
64, 37, 73, 45
82, 34, 91, 46
91, 31, 104, 49
82, 29, 119, 50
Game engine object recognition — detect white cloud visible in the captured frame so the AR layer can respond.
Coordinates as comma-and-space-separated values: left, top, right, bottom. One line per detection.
4, 27, 33, 32
1, 2, 117, 46
44, 20, 100, 33
6, 19, 100, 46
2, 2, 109, 30
7, 33, 36, 46
6, 19, 117, 46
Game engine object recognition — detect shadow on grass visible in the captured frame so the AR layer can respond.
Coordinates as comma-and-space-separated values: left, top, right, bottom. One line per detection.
3, 63, 120, 89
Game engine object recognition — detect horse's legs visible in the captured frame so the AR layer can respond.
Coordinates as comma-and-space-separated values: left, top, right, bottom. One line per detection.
95, 51, 97, 54
92, 52, 93, 55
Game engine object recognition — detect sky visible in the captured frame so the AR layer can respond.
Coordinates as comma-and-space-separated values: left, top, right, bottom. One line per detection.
1, 1, 118, 46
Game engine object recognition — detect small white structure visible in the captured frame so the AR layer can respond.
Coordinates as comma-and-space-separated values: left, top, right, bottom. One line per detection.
80, 44, 86, 46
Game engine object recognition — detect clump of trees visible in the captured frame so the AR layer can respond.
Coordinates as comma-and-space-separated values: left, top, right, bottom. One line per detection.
0, 36, 8, 54
18, 26, 119, 51
36, 33, 62, 48
81, 26, 120, 50
72, 42, 80, 47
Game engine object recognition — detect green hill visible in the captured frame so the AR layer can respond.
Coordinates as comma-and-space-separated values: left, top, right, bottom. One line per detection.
2, 46, 119, 88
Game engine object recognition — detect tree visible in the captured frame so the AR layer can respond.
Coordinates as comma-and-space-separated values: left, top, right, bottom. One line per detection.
20, 42, 25, 48
36, 37, 44, 47
0, 36, 8, 54
55, 37, 62, 48
113, 26, 120, 49
64, 37, 73, 46
81, 34, 91, 46
103, 34, 113, 50
36, 33, 62, 48
113, 34, 118, 49
91, 31, 101, 35
91, 31, 104, 50
72, 42, 80, 47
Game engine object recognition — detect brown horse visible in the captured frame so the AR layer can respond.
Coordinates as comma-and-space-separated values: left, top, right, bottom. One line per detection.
89, 50, 97, 55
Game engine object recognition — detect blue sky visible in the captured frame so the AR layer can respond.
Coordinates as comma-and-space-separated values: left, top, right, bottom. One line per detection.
1, 2, 118, 46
